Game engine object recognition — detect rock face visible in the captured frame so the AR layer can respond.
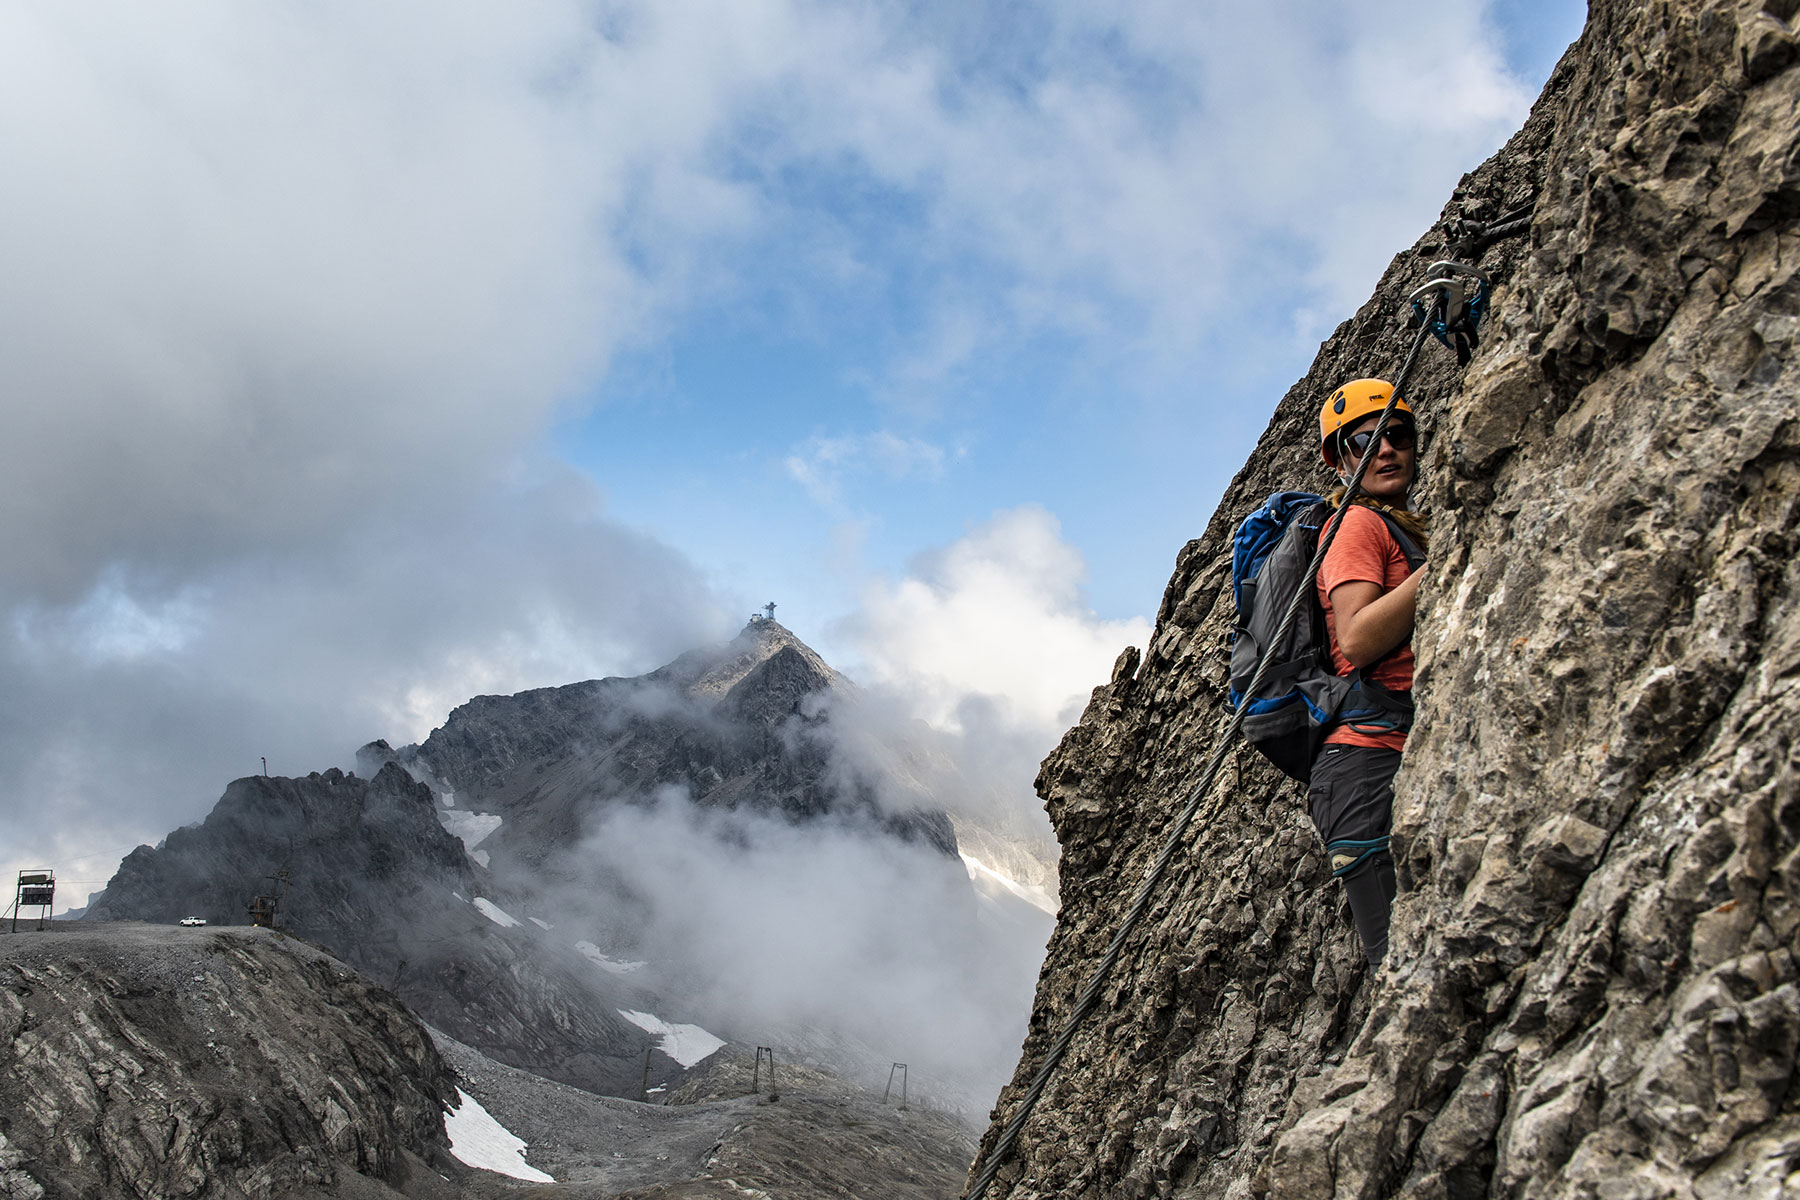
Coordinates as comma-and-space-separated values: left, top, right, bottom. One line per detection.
84, 763, 664, 1098
85, 621, 980, 1102
85, 764, 473, 935
974, 2, 1800, 1197
0, 924, 462, 1200
393, 618, 956, 864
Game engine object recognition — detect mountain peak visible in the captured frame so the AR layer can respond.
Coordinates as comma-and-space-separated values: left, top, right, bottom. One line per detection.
647, 618, 841, 703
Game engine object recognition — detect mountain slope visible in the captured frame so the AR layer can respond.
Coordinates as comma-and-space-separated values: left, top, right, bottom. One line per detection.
84, 764, 664, 1096
972, 2, 1800, 1197
85, 621, 996, 1105
0, 924, 464, 1200
386, 619, 954, 867
0, 923, 984, 1200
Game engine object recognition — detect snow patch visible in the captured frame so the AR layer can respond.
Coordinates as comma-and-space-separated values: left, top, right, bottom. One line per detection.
961, 853, 1058, 916
473, 898, 520, 928
578, 942, 646, 974
443, 1087, 554, 1182
529, 917, 551, 930
471, 849, 490, 869
617, 1010, 725, 1067
439, 809, 502, 850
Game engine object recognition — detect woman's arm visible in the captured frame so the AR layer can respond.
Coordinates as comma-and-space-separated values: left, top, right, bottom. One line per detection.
1330, 569, 1422, 668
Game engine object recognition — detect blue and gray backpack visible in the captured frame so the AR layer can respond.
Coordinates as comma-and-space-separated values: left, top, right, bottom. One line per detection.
1227, 492, 1425, 783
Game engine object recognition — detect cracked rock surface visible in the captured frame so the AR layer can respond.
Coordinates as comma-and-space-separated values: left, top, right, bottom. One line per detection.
972, 0, 1800, 1196
0, 923, 463, 1200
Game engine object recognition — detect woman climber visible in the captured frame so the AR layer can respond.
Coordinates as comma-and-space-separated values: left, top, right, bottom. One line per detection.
1311, 378, 1428, 968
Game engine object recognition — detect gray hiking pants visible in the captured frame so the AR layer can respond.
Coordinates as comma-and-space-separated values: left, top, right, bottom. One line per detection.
1308, 743, 1401, 968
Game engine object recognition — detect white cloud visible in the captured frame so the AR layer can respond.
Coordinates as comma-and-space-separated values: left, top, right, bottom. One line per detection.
0, 0, 1540, 608
0, 0, 1554, 899
717, 0, 1537, 365
0, 475, 735, 899
842, 506, 1149, 734
13, 571, 210, 666
784, 431, 953, 509
0, 1, 1541, 604
577, 794, 1043, 1107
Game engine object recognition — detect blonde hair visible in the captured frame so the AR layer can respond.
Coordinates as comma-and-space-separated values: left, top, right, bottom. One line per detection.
1326, 487, 1429, 551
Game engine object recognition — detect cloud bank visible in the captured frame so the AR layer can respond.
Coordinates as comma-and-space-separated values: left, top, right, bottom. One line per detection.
0, 1, 1551, 899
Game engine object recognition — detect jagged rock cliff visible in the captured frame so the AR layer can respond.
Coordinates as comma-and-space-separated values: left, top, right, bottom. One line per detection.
0, 924, 462, 1199
975, 2, 1800, 1197
85, 763, 666, 1097
391, 618, 956, 863
86, 621, 986, 1103
0, 923, 982, 1200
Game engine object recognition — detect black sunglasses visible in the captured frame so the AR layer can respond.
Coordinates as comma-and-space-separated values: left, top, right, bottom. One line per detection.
1340, 424, 1416, 458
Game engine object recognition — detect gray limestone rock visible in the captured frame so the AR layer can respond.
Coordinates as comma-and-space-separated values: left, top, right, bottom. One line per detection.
972, 1, 1800, 1196
402, 619, 957, 859
84, 621, 980, 1105
0, 924, 463, 1200
82, 764, 663, 1098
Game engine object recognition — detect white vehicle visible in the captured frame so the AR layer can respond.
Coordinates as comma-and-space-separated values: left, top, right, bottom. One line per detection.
179, 916, 207, 927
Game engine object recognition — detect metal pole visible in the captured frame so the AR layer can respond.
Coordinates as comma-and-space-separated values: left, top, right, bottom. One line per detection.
885, 1063, 909, 1109
752, 1047, 778, 1100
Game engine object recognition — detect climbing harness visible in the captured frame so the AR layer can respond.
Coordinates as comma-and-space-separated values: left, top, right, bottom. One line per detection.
1409, 261, 1490, 366
1328, 837, 1391, 877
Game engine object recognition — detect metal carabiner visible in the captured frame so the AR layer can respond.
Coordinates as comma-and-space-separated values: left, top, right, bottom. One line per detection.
1407, 260, 1489, 307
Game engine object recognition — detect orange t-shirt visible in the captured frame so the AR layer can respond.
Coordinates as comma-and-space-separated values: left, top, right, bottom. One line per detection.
1317, 504, 1415, 751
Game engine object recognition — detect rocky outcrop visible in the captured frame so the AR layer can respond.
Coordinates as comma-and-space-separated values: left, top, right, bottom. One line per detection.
974, 1, 1800, 1197
84, 764, 663, 1098
0, 924, 461, 1199
399, 619, 955, 860
86, 764, 473, 932
86, 622, 977, 1103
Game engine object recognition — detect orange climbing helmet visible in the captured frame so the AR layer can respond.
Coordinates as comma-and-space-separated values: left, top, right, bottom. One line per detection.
1319, 378, 1413, 467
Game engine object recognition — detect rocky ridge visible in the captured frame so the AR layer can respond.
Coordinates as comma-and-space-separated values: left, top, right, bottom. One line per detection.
84, 620, 1018, 1116
0, 922, 982, 1200
973, 1, 1800, 1197
379, 619, 955, 866
84, 764, 665, 1098
0, 923, 463, 1200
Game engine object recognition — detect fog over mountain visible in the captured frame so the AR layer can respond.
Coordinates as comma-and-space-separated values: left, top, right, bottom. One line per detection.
88, 619, 1055, 1114
0, 0, 1548, 902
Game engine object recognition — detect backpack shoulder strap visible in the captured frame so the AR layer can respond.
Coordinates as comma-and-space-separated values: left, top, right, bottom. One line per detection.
1374, 512, 1426, 569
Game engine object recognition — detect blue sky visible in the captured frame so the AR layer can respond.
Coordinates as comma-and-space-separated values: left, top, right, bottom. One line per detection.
0, 0, 1586, 897
555, 0, 1586, 630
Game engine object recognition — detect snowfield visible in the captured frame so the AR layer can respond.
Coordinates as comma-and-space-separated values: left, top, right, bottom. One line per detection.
472, 898, 521, 928
438, 809, 502, 850
960, 853, 1058, 916
444, 1087, 554, 1182
577, 941, 646, 973
617, 1010, 725, 1067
